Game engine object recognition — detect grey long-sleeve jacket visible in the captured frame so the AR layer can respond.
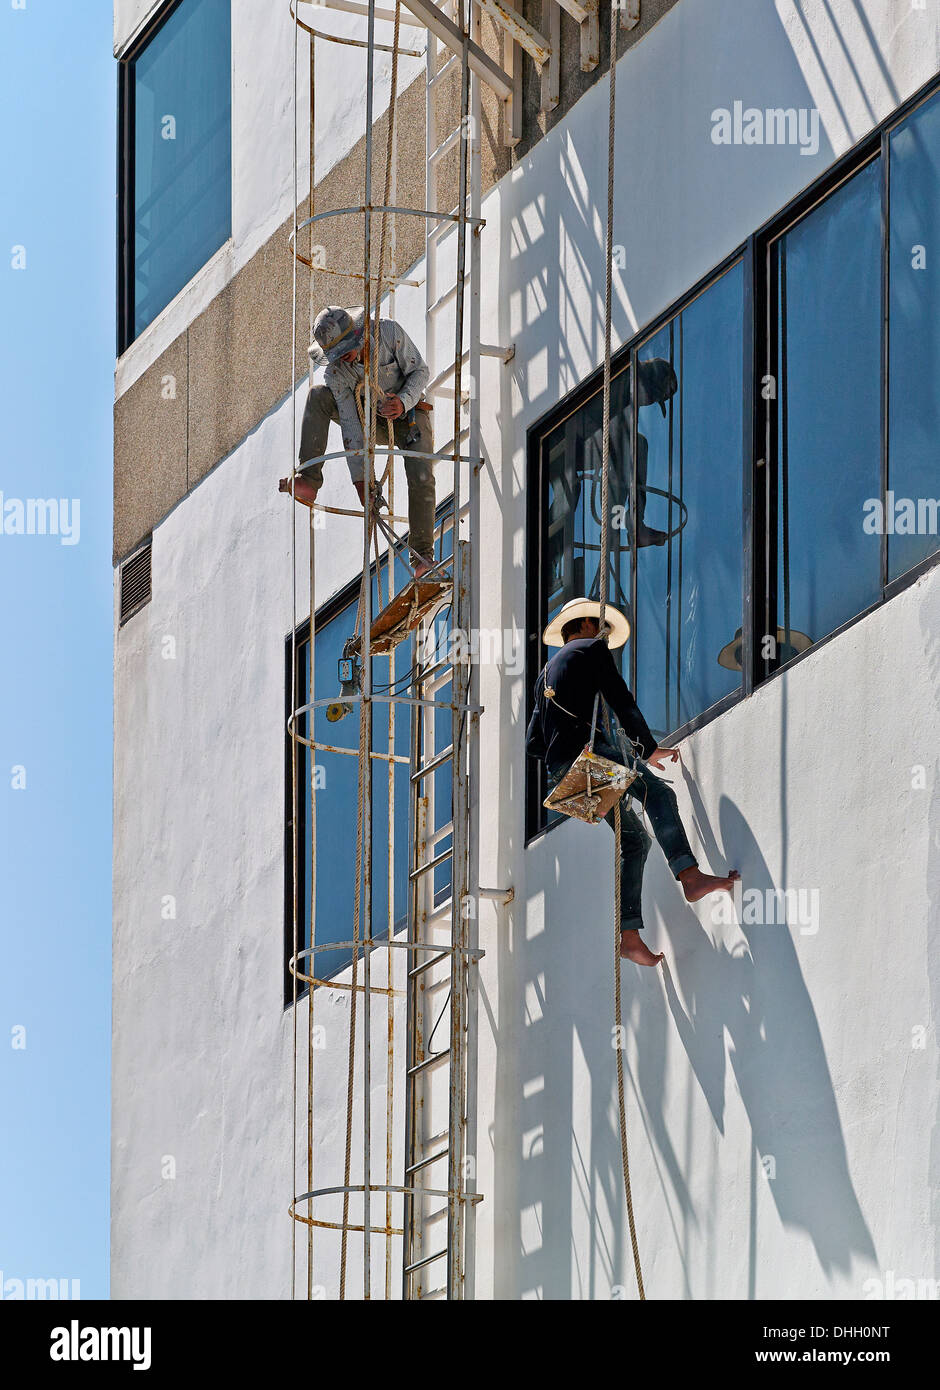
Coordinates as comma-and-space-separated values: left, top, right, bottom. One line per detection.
319, 309, 430, 460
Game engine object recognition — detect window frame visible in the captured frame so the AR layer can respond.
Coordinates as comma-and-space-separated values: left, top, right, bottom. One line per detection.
116, 0, 232, 354
525, 248, 747, 843
526, 71, 940, 847
283, 571, 366, 1008
283, 502, 457, 1006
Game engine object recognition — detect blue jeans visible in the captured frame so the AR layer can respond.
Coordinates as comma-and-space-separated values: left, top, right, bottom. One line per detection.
547, 739, 697, 933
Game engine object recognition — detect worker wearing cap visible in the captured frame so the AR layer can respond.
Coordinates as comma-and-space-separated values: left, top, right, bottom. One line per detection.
525, 597, 739, 967
279, 306, 436, 578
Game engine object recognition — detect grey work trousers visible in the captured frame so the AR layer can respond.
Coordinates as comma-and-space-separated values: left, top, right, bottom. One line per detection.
298, 383, 436, 561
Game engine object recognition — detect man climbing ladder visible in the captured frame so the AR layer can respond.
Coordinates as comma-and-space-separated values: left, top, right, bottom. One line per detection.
525, 596, 740, 967
279, 305, 437, 578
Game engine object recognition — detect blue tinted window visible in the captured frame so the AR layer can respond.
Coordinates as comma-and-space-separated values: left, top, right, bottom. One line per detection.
294, 564, 413, 985
635, 263, 744, 739
292, 526, 455, 987
533, 368, 633, 830
774, 161, 882, 651
889, 91, 940, 580
130, 0, 231, 340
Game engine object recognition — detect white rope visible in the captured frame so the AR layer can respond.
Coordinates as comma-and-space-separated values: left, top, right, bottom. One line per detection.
599, 0, 644, 1302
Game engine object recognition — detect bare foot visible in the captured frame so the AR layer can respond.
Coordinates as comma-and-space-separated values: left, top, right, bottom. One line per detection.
678, 866, 740, 903
620, 929, 664, 966
279, 475, 319, 507
412, 555, 435, 581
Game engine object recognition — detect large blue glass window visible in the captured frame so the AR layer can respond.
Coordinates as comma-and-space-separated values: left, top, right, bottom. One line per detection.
530, 367, 635, 830
291, 564, 413, 989
635, 263, 744, 741
772, 160, 883, 651
120, 0, 232, 346
528, 265, 745, 834
288, 524, 456, 993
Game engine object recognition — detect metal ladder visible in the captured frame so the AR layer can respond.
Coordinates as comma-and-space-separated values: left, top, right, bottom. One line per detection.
403, 536, 479, 1299
401, 0, 483, 1299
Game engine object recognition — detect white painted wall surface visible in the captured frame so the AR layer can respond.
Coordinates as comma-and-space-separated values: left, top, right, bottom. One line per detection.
113, 0, 940, 1298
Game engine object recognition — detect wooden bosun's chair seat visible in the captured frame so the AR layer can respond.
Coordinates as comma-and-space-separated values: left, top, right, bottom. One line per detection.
348, 577, 451, 658
543, 745, 637, 825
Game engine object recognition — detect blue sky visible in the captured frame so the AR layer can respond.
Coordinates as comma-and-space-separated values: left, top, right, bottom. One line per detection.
0, 0, 114, 1298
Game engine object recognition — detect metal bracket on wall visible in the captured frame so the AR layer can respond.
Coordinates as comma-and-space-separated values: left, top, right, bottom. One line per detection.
620, 0, 641, 31
479, 0, 551, 66
540, 0, 560, 114
498, 0, 524, 146
579, 0, 599, 71
400, 0, 515, 100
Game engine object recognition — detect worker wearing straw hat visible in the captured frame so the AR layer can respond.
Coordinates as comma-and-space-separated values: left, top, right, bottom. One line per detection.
525, 598, 739, 967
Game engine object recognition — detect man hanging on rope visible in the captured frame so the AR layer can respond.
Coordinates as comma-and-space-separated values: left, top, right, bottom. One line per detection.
279, 305, 436, 578
525, 598, 739, 967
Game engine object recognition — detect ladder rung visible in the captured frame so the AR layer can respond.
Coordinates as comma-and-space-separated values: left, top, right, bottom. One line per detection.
411, 745, 454, 782
407, 1048, 451, 1077
428, 126, 462, 165
409, 845, 453, 881
427, 204, 463, 244
417, 655, 455, 687
406, 1146, 450, 1175
427, 280, 458, 316
408, 948, 451, 979
404, 1247, 448, 1275
427, 53, 458, 88
424, 666, 455, 695
430, 820, 454, 848
422, 973, 454, 993
426, 349, 471, 394
426, 895, 454, 924
437, 429, 471, 454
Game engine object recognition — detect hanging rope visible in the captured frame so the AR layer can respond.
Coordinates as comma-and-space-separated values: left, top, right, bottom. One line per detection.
339, 0, 405, 1299
338, 683, 369, 1297
598, 0, 645, 1302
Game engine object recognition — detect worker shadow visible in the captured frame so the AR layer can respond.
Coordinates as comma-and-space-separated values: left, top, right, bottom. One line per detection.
646, 790, 877, 1282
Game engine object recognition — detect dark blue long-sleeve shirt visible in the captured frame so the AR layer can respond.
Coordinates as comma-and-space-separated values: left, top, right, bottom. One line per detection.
525, 637, 657, 772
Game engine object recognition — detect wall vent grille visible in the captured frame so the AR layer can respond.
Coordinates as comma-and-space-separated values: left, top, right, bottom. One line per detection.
120, 540, 152, 624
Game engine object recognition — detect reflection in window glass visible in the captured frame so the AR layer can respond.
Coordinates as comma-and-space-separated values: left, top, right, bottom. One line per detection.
635, 263, 744, 739
889, 91, 940, 581
775, 161, 882, 654
292, 528, 456, 986
543, 368, 633, 622
533, 370, 633, 830
131, 0, 231, 339
294, 559, 415, 984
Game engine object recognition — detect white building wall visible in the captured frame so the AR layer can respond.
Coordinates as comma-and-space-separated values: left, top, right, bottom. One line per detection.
113, 0, 940, 1298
